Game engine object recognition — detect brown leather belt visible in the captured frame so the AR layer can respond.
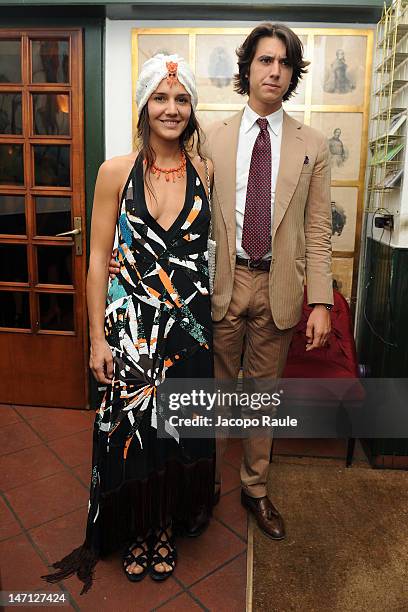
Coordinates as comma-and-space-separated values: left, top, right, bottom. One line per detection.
235, 256, 271, 271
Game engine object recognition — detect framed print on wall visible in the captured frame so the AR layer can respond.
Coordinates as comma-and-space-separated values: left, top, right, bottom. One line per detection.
195, 33, 244, 104
330, 187, 359, 253
285, 111, 305, 124
312, 35, 368, 106
136, 34, 189, 74
310, 112, 363, 180
332, 257, 354, 301
196, 109, 236, 130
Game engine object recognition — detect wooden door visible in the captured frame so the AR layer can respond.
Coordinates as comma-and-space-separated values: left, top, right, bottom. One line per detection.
0, 29, 88, 408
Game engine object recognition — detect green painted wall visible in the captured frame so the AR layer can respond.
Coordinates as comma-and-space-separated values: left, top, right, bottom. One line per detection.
357, 237, 408, 462
357, 238, 408, 377
1, 1, 382, 22
1, 0, 383, 7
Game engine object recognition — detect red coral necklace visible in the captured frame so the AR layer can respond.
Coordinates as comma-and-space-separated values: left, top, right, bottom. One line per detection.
145, 151, 186, 183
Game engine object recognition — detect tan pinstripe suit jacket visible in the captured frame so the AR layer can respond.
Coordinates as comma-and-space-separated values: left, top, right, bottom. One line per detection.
203, 108, 333, 329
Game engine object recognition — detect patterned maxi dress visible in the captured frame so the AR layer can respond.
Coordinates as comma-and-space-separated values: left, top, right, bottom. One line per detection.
43, 155, 215, 593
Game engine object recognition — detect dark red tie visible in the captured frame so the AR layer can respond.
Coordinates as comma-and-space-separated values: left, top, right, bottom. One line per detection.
241, 118, 272, 262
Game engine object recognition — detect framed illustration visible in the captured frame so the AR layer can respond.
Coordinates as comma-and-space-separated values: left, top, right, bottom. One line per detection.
332, 257, 354, 301
310, 112, 363, 180
136, 34, 189, 74
196, 109, 236, 130
330, 187, 359, 252
131, 27, 373, 310
285, 110, 305, 124
312, 35, 367, 106
195, 34, 244, 104
284, 75, 306, 106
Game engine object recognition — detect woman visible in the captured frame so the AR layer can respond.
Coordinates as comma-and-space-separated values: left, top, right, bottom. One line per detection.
42, 54, 215, 593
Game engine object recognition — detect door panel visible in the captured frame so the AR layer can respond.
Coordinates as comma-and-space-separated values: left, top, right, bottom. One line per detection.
2, 333, 87, 406
0, 40, 22, 83
0, 29, 88, 408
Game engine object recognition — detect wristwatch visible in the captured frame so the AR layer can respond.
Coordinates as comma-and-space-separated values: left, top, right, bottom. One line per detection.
311, 303, 333, 311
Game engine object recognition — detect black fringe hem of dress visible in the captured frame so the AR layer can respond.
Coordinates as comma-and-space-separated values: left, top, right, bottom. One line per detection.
41, 455, 215, 594
41, 544, 98, 595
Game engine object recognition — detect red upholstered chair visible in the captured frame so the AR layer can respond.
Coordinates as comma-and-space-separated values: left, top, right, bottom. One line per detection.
277, 288, 364, 466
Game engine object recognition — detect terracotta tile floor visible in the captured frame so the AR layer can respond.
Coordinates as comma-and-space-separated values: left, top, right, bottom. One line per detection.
0, 405, 365, 610
0, 405, 248, 611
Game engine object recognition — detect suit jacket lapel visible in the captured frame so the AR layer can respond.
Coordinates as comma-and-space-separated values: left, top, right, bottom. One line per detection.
273, 111, 305, 236
212, 109, 243, 257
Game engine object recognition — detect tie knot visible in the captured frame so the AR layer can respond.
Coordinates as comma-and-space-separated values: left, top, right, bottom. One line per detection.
257, 118, 269, 132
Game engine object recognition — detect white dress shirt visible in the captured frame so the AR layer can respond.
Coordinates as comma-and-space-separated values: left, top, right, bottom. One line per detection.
235, 104, 283, 259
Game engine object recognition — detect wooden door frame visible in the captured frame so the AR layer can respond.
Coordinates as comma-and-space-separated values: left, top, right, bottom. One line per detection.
0, 12, 104, 408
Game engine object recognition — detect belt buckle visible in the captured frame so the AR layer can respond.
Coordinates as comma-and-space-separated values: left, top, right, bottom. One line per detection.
248, 259, 261, 270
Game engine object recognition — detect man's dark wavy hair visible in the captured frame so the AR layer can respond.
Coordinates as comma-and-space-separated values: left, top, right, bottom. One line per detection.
234, 23, 310, 102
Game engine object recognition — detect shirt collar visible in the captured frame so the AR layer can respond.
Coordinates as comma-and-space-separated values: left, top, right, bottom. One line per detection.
242, 104, 283, 136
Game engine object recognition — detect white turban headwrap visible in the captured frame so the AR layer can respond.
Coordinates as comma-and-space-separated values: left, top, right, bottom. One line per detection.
136, 53, 198, 112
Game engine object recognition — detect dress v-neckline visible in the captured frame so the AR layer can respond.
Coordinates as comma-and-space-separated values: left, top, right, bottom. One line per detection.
136, 155, 193, 238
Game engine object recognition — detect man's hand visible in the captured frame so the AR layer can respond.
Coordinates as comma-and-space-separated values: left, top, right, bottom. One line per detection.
109, 248, 120, 279
305, 305, 331, 351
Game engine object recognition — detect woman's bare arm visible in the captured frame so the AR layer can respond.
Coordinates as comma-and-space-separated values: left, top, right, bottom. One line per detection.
87, 158, 125, 383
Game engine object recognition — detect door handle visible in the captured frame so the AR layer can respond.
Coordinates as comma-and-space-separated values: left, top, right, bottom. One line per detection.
57, 228, 80, 237
56, 216, 83, 255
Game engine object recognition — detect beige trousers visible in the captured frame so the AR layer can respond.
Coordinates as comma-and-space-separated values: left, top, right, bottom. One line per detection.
213, 265, 294, 498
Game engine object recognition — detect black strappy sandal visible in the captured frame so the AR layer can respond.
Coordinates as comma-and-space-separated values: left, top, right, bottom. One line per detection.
122, 536, 151, 582
150, 525, 177, 581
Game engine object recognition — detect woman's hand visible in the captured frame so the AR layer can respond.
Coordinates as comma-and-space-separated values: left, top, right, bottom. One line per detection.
90, 339, 114, 384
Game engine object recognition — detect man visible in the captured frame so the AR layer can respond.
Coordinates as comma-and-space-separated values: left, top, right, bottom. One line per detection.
110, 23, 333, 540
204, 23, 333, 540
328, 127, 347, 167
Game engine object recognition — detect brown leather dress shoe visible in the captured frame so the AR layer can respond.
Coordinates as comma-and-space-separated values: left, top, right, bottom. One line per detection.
184, 506, 209, 537
241, 490, 286, 540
